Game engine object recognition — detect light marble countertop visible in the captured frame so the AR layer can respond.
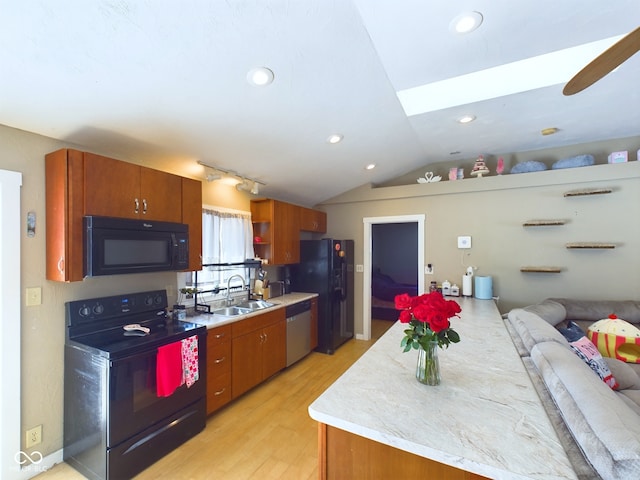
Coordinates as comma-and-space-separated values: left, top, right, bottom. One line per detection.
187, 292, 318, 329
308, 297, 578, 480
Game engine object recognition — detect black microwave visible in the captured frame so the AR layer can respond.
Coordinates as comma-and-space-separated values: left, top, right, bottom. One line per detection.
84, 216, 189, 277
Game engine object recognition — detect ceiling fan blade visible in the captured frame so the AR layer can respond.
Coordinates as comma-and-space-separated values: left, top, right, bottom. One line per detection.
563, 26, 640, 96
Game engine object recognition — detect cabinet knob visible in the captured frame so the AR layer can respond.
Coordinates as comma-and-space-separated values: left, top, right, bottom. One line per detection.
142, 199, 148, 214
57, 257, 65, 274
214, 333, 225, 339
214, 387, 226, 396
134, 198, 140, 214
214, 356, 226, 364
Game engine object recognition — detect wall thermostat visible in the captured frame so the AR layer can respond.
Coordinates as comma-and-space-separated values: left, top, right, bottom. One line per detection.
457, 235, 472, 249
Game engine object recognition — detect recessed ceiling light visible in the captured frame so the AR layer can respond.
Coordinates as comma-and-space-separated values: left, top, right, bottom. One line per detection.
458, 115, 476, 124
327, 134, 344, 144
247, 67, 274, 86
365, 163, 376, 170
450, 11, 483, 34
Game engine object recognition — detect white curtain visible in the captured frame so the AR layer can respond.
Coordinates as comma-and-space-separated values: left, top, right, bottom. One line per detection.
196, 207, 254, 288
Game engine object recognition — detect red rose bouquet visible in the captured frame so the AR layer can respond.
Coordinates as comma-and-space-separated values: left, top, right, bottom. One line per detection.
395, 291, 461, 351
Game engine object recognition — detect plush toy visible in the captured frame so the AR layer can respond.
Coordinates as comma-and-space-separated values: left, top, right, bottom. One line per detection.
588, 314, 640, 363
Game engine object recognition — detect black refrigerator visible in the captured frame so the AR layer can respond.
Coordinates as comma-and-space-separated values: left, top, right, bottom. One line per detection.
290, 239, 354, 354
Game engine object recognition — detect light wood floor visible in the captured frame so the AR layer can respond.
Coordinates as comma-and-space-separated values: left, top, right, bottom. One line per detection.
36, 319, 394, 480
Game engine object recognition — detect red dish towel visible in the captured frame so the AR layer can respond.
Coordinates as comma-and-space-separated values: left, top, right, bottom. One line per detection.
182, 335, 199, 388
156, 341, 184, 397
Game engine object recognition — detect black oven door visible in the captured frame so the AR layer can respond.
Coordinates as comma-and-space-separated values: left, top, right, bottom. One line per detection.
107, 332, 207, 448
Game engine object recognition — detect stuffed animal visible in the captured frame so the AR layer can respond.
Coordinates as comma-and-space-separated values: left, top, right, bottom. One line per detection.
588, 314, 640, 363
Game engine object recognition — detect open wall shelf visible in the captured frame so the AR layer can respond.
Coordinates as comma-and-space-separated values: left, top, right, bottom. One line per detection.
564, 187, 612, 197
520, 267, 563, 273
565, 242, 616, 249
523, 219, 566, 226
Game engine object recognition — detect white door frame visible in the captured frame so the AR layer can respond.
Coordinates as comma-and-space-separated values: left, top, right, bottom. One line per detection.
0, 169, 22, 479
361, 215, 425, 341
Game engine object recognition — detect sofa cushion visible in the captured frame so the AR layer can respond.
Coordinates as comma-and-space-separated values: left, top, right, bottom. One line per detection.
548, 298, 640, 323
507, 308, 568, 355
532, 341, 640, 479
523, 299, 567, 326
606, 358, 640, 391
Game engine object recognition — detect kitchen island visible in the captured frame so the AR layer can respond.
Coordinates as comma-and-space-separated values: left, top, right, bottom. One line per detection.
308, 298, 578, 480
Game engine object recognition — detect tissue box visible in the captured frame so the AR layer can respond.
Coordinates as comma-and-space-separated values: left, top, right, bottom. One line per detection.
608, 151, 628, 163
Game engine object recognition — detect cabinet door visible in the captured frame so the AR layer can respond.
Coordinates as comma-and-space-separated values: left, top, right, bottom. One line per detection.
231, 331, 264, 398
262, 319, 286, 380
181, 177, 203, 271
300, 207, 327, 233
140, 167, 182, 222
84, 152, 141, 219
272, 200, 300, 264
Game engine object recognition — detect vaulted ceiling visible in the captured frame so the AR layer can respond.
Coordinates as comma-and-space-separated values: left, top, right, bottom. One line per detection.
1, 1, 638, 205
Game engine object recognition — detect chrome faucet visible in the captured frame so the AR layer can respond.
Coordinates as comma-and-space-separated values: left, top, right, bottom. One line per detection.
226, 274, 246, 305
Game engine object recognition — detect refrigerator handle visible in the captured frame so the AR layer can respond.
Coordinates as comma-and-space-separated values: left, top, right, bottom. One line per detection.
340, 262, 347, 301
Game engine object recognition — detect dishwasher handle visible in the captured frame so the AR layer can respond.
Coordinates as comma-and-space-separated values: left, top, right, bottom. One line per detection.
285, 299, 311, 318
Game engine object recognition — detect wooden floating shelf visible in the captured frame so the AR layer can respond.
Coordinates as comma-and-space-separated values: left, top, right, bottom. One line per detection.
565, 242, 616, 249
520, 267, 562, 273
564, 187, 612, 197
523, 219, 566, 226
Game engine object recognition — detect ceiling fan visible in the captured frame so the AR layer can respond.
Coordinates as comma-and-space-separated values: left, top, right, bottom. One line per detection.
563, 26, 640, 95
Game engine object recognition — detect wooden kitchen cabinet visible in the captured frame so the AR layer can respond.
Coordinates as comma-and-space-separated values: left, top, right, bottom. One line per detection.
300, 206, 327, 233
181, 177, 203, 271
251, 199, 300, 265
231, 308, 286, 398
206, 324, 232, 414
45, 148, 203, 281
83, 152, 182, 222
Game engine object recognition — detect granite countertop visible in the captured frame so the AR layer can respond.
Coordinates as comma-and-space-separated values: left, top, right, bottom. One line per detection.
188, 292, 318, 329
308, 297, 578, 480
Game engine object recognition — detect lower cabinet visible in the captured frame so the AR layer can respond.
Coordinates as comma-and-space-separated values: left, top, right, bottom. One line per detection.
231, 308, 286, 399
206, 324, 232, 414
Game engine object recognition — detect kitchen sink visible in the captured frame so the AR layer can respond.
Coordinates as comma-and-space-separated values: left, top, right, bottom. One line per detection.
236, 300, 275, 310
213, 306, 252, 316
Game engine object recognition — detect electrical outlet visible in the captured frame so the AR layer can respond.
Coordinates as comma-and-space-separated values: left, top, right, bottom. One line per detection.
355, 264, 364, 273
26, 425, 42, 448
425, 264, 434, 275
25, 287, 42, 306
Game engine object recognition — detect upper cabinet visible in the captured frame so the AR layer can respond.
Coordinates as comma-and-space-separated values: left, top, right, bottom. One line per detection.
45, 149, 202, 281
250, 199, 326, 265
83, 152, 182, 222
300, 207, 327, 233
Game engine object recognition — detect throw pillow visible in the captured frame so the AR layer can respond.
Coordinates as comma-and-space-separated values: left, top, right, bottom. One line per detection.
558, 320, 585, 342
569, 336, 618, 389
588, 314, 640, 363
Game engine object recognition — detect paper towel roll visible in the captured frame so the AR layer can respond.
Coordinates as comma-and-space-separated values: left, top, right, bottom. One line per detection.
474, 276, 493, 300
462, 275, 473, 297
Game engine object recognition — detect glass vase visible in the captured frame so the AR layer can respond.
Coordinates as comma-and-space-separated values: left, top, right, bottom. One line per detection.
416, 342, 440, 385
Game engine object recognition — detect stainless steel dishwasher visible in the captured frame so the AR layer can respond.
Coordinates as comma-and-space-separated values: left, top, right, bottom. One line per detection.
285, 300, 312, 367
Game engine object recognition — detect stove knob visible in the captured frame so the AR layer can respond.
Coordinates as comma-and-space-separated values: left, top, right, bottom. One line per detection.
144, 296, 154, 306
79, 305, 91, 317
154, 294, 163, 305
93, 303, 104, 315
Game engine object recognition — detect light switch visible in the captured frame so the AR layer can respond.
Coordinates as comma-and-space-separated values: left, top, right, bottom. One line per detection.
26, 287, 42, 306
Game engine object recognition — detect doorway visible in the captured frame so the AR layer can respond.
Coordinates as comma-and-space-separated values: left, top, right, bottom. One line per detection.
362, 215, 424, 341
0, 169, 22, 479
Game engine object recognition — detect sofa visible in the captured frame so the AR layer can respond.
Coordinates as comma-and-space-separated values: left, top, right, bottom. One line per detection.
506, 298, 640, 480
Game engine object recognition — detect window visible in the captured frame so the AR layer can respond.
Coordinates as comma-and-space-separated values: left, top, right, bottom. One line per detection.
187, 206, 254, 295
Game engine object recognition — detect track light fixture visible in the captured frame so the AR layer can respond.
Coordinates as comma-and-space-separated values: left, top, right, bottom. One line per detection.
198, 161, 265, 194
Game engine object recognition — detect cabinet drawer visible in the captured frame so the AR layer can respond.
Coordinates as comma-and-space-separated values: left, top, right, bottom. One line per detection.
231, 309, 285, 338
208, 324, 232, 345
206, 372, 231, 414
207, 341, 231, 377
